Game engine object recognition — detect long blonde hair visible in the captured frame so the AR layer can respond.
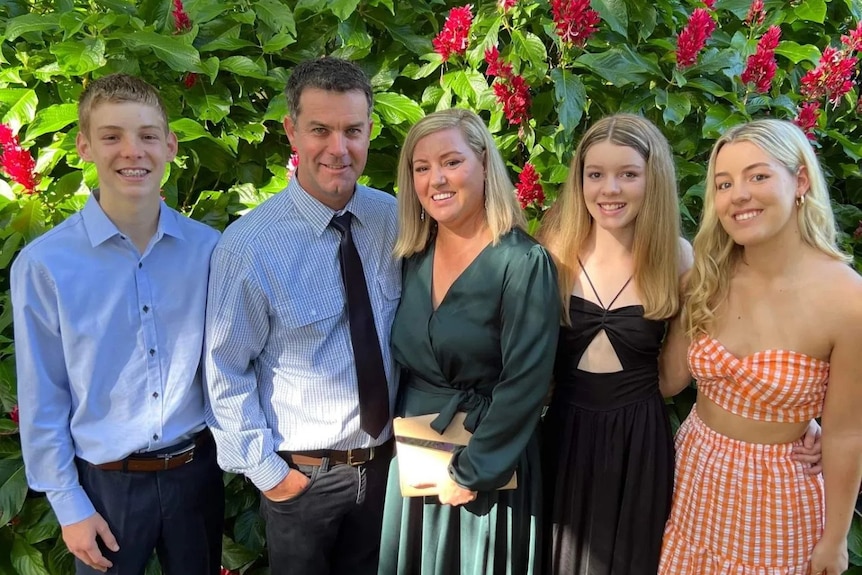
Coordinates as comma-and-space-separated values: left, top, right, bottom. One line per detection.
539, 114, 681, 322
685, 119, 850, 336
394, 108, 526, 257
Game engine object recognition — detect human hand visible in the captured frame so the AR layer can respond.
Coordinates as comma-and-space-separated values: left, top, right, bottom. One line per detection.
809, 536, 848, 575
262, 469, 309, 502
792, 419, 822, 476
61, 512, 119, 572
436, 476, 477, 507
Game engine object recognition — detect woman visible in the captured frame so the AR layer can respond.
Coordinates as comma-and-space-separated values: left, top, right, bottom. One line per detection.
659, 119, 862, 575
538, 114, 689, 575
377, 108, 560, 574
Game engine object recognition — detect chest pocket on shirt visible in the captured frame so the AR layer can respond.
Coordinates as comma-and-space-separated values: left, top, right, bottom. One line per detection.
377, 269, 401, 301
275, 287, 344, 331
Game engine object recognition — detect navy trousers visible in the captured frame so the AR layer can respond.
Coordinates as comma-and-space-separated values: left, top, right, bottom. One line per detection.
260, 448, 392, 575
75, 435, 224, 575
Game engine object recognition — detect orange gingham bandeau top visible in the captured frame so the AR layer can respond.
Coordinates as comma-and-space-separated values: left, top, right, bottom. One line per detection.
688, 335, 830, 423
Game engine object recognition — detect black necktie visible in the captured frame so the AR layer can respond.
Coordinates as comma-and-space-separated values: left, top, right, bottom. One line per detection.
330, 212, 390, 439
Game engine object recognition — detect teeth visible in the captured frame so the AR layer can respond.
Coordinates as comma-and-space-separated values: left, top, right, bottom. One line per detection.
325, 164, 346, 169
119, 169, 148, 177
600, 203, 625, 210
432, 192, 454, 201
734, 211, 761, 221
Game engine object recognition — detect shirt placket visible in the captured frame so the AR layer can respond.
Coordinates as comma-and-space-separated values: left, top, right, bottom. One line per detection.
136, 255, 164, 450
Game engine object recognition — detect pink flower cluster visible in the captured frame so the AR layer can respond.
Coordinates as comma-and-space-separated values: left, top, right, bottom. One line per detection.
741, 26, 781, 93
498, 0, 517, 12
515, 163, 544, 209
9, 405, 18, 424
0, 123, 37, 194
793, 101, 821, 140
744, 0, 765, 27
550, 0, 600, 48
172, 0, 191, 33
433, 5, 473, 62
485, 47, 531, 125
287, 151, 300, 180
676, 8, 716, 69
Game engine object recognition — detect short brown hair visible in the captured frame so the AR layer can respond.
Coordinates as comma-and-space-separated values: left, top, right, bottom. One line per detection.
285, 57, 373, 122
78, 74, 169, 137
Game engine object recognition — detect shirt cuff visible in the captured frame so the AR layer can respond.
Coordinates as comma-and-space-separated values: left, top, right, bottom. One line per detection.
47, 486, 96, 527
246, 452, 291, 492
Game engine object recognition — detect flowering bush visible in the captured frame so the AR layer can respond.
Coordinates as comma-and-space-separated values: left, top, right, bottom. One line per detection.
1, 0, 861, 573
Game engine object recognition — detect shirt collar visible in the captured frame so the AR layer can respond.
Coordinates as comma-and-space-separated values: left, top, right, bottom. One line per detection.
81, 191, 185, 248
287, 177, 371, 237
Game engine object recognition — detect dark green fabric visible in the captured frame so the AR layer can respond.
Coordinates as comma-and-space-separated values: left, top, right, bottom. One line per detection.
378, 228, 560, 575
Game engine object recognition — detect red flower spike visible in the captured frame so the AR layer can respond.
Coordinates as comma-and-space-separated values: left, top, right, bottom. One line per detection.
484, 47, 513, 79
287, 151, 299, 181
800, 46, 858, 105
9, 405, 18, 424
550, 0, 601, 47
515, 163, 544, 209
0, 123, 38, 194
793, 101, 821, 140
841, 21, 862, 53
744, 0, 765, 27
498, 0, 517, 12
676, 8, 716, 69
854, 220, 862, 240
172, 0, 192, 33
703, 0, 716, 8
493, 74, 531, 125
741, 26, 781, 93
183, 73, 198, 89
433, 5, 473, 62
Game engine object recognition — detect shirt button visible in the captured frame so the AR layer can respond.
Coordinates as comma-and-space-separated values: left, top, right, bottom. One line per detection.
152, 434, 159, 441
143, 305, 149, 313
152, 392, 159, 398
149, 349, 156, 356
138, 262, 143, 269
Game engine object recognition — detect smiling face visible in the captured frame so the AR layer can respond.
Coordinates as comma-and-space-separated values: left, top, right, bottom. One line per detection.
410, 127, 486, 232
283, 88, 371, 210
76, 101, 177, 205
712, 140, 809, 247
581, 140, 647, 232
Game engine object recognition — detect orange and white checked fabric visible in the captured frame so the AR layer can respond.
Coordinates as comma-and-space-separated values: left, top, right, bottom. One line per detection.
659, 408, 824, 574
688, 335, 830, 423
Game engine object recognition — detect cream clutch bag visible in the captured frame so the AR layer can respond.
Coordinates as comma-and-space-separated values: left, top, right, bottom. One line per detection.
392, 412, 518, 497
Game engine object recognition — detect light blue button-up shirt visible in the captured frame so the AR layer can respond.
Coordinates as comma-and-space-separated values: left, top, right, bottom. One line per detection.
11, 193, 220, 526
204, 180, 400, 492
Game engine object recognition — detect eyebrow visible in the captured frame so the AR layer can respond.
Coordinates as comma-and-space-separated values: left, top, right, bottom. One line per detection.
714, 162, 772, 178
95, 125, 163, 132
583, 163, 643, 170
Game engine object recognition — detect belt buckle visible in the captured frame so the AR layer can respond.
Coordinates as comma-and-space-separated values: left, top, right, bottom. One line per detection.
162, 447, 195, 470
346, 446, 372, 466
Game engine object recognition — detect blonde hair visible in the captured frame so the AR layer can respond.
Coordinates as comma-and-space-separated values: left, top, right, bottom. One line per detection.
394, 108, 526, 257
685, 118, 850, 336
538, 114, 681, 322
78, 74, 169, 138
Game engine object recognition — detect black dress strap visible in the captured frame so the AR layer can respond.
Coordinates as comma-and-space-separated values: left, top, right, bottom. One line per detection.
577, 258, 632, 311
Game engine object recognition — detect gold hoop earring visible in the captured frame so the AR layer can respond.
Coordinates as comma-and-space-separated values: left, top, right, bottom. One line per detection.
796, 194, 806, 207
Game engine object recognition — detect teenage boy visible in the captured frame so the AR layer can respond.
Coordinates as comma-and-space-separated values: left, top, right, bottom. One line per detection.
11, 74, 223, 575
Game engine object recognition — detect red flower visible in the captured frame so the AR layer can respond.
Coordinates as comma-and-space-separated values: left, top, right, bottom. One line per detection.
433, 5, 473, 62
800, 46, 858, 106
550, 0, 601, 47
676, 9, 716, 69
493, 74, 531, 125
0, 123, 37, 194
220, 568, 237, 575
287, 151, 299, 180
515, 163, 544, 209
172, 0, 192, 33
793, 101, 820, 140
498, 0, 517, 12
183, 73, 198, 89
484, 47, 513, 79
703, 0, 716, 8
854, 220, 862, 240
741, 26, 781, 93
8, 405, 18, 424
744, 0, 765, 27
841, 21, 862, 53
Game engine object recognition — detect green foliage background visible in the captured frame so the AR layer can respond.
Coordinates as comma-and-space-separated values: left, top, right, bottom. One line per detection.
0, 0, 860, 572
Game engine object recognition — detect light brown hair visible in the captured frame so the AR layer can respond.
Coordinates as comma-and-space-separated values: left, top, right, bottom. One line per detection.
78, 74, 169, 138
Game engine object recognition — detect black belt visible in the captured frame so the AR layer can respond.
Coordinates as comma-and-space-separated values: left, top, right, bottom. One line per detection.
284, 437, 394, 467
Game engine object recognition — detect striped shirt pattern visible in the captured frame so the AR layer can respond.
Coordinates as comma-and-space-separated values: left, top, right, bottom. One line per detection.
204, 180, 400, 491
689, 335, 829, 423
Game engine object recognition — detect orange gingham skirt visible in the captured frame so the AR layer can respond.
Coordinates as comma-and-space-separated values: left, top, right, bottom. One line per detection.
658, 407, 824, 575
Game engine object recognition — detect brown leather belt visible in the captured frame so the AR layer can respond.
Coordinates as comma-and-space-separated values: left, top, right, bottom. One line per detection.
287, 437, 394, 467
92, 430, 211, 472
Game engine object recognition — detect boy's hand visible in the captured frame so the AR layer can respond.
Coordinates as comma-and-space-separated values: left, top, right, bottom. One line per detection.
61, 512, 119, 572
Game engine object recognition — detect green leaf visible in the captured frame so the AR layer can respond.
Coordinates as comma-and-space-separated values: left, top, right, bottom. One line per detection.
46, 536, 74, 575
221, 535, 260, 570
794, 0, 827, 23
575, 46, 662, 87
511, 30, 547, 69
1, 89, 38, 133
656, 89, 692, 126
550, 68, 586, 135
0, 419, 17, 434
775, 41, 821, 65
329, 0, 361, 21
50, 39, 107, 76
0, 457, 27, 525
171, 118, 233, 152
264, 93, 288, 122
10, 197, 47, 240
592, 0, 628, 37
24, 104, 79, 142
219, 56, 269, 80
440, 69, 488, 104
686, 78, 729, 98
255, 0, 297, 37
11, 535, 49, 575
702, 106, 746, 139
829, 131, 862, 162
3, 13, 62, 40
114, 32, 202, 72
845, 0, 862, 20
374, 92, 425, 126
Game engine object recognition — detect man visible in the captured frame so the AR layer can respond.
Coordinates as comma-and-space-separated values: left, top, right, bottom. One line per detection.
12, 74, 223, 574
205, 57, 400, 575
